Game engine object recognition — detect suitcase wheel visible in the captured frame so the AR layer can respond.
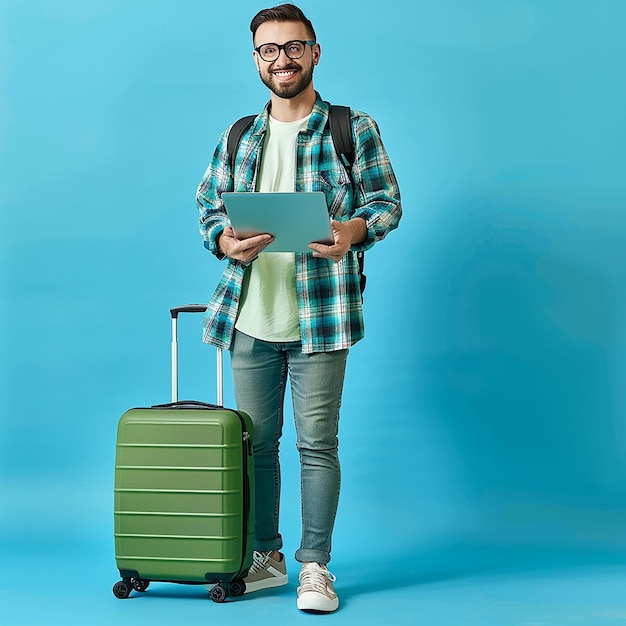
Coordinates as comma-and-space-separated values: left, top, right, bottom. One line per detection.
112, 579, 132, 599
230, 580, 246, 597
132, 578, 150, 592
209, 584, 228, 603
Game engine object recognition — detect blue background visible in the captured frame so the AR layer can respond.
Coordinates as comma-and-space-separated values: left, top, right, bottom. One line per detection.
2, 1, 626, 624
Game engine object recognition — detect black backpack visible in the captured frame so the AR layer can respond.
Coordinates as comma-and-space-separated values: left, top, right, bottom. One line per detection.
226, 104, 366, 296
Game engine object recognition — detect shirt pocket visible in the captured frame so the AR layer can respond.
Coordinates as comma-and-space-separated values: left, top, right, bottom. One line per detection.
311, 170, 353, 219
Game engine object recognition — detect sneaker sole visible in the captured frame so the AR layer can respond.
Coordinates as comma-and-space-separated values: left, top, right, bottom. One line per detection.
244, 574, 289, 594
297, 592, 339, 612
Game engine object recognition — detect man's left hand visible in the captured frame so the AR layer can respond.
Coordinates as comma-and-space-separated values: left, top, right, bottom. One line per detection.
309, 218, 367, 262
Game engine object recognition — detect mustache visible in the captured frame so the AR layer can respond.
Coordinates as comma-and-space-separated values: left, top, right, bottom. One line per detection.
271, 63, 300, 71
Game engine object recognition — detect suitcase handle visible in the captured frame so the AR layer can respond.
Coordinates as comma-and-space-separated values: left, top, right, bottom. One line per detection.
169, 304, 223, 406
170, 304, 207, 317
152, 400, 222, 410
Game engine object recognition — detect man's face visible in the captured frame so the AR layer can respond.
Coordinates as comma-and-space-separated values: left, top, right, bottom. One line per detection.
253, 20, 320, 100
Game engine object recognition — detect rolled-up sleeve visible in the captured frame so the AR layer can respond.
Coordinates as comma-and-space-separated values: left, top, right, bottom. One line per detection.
350, 113, 402, 252
196, 128, 233, 257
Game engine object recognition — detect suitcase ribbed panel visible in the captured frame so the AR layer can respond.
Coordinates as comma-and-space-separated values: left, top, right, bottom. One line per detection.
114, 408, 250, 582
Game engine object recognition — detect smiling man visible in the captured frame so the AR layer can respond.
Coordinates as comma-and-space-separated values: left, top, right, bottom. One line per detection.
196, 3, 401, 613
256, 36, 316, 100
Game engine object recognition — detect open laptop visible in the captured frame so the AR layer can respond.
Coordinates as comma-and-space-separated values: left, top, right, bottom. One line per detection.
222, 191, 334, 253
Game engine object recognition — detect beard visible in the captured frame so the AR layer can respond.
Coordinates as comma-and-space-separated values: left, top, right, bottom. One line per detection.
259, 62, 314, 99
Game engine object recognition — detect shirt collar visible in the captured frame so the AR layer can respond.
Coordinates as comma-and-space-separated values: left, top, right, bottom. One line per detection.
253, 93, 329, 137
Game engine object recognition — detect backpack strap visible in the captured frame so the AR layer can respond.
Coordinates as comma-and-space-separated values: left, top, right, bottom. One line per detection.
327, 104, 355, 173
227, 115, 256, 175
327, 104, 365, 295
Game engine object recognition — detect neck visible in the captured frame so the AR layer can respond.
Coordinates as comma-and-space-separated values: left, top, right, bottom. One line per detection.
269, 85, 316, 122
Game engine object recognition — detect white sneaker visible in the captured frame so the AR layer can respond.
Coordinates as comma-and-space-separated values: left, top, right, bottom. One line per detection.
244, 551, 288, 593
296, 562, 339, 612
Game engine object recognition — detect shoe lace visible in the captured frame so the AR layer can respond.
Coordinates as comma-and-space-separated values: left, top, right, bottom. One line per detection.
248, 551, 271, 575
299, 564, 336, 594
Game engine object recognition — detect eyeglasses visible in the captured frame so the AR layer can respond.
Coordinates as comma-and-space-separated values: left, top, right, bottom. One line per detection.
254, 39, 316, 62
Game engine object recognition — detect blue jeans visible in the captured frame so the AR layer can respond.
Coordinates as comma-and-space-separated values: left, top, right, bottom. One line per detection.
230, 330, 348, 565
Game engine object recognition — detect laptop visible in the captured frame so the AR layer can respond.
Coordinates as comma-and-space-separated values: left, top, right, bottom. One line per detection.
222, 191, 334, 253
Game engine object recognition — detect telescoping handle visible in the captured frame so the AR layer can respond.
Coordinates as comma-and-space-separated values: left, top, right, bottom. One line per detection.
169, 305, 223, 406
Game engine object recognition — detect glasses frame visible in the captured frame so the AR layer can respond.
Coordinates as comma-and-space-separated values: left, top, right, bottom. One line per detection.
254, 39, 316, 62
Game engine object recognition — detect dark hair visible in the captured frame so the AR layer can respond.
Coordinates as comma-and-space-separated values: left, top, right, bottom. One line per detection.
250, 3, 316, 42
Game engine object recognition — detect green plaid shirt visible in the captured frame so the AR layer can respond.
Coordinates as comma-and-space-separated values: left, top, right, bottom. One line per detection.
197, 96, 401, 353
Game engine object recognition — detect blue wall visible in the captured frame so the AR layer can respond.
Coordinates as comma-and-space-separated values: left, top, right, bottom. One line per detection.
2, 0, 626, 558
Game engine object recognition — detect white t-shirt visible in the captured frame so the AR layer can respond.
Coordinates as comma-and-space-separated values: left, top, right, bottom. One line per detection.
235, 114, 311, 342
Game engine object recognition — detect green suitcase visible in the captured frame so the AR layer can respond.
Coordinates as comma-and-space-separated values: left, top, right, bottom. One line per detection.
112, 305, 254, 603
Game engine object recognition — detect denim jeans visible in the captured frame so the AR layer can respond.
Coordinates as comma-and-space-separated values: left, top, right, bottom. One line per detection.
230, 330, 348, 565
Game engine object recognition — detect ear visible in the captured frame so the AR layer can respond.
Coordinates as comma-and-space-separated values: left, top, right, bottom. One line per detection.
253, 50, 262, 71
312, 42, 321, 65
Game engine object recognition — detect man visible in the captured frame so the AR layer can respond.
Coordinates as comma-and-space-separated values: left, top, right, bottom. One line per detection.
196, 3, 401, 613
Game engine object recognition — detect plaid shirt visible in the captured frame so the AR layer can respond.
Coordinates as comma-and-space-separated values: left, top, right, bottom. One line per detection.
196, 96, 401, 353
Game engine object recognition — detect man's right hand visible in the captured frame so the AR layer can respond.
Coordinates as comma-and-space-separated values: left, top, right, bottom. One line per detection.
217, 226, 274, 264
